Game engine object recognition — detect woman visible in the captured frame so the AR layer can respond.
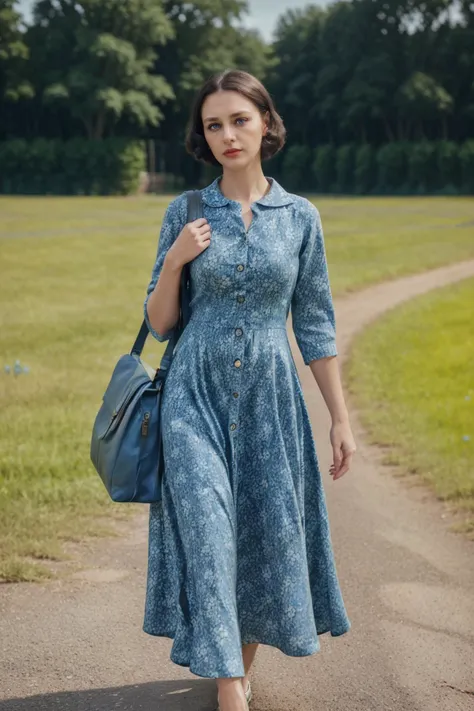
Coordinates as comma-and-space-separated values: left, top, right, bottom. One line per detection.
142, 69, 356, 711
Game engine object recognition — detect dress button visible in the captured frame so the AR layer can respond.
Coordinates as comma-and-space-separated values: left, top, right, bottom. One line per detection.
233, 392, 239, 398
230, 423, 237, 431
235, 328, 243, 336
237, 295, 245, 303
236, 264, 244, 272
234, 359, 242, 368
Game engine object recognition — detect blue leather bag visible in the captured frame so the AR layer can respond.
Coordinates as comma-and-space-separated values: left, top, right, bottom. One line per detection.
90, 189, 202, 503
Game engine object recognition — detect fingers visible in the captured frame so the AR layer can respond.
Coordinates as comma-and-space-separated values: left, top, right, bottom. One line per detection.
189, 218, 211, 242
197, 226, 211, 248
331, 453, 353, 479
329, 445, 356, 480
190, 217, 209, 229
188, 220, 211, 254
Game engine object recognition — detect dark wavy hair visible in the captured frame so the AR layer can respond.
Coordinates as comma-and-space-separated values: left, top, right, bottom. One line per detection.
185, 69, 287, 166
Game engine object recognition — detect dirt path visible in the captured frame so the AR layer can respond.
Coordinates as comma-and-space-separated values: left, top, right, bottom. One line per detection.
1, 260, 474, 711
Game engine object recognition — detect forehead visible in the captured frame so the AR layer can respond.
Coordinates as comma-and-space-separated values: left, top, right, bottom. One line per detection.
201, 90, 257, 120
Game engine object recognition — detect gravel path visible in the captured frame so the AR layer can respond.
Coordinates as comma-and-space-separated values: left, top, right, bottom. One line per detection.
1, 260, 474, 711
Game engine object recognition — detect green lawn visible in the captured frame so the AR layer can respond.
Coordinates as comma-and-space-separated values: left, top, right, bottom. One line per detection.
1, 194, 473, 581
345, 277, 474, 536
308, 195, 474, 294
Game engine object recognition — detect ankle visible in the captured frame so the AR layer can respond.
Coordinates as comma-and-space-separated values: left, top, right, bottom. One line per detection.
216, 677, 247, 710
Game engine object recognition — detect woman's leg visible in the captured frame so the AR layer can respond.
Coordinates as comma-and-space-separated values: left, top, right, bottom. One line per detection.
216, 677, 248, 711
241, 643, 259, 691
215, 644, 259, 709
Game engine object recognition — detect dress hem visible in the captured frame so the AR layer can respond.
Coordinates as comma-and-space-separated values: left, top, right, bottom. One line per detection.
142, 620, 351, 678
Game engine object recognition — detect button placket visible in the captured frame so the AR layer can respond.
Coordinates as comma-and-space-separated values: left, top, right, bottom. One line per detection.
236, 256, 247, 304
230, 343, 244, 432
230, 270, 245, 432
230, 234, 248, 436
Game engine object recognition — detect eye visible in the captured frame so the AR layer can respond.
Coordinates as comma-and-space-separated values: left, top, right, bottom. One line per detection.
235, 117, 248, 125
207, 122, 220, 131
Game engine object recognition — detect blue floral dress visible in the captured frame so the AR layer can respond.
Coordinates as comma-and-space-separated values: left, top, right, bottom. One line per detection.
142, 175, 351, 679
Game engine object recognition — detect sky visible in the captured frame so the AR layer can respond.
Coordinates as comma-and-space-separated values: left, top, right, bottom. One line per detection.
241, 0, 317, 41
16, 0, 318, 43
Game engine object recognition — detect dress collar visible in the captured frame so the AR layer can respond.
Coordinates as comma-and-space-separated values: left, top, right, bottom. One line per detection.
201, 175, 294, 208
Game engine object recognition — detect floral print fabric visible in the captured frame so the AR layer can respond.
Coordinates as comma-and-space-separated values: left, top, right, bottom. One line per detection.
142, 175, 351, 678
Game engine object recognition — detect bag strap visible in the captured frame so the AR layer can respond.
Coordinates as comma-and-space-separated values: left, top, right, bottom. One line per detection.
130, 189, 203, 368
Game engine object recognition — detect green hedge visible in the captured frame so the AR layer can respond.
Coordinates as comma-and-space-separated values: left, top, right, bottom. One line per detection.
335, 144, 356, 193
354, 144, 376, 194
0, 138, 146, 195
460, 140, 474, 194
281, 144, 310, 191
2, 137, 472, 196
312, 144, 336, 193
306, 140, 474, 195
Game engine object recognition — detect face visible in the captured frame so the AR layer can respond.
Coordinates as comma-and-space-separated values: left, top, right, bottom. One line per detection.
201, 90, 268, 168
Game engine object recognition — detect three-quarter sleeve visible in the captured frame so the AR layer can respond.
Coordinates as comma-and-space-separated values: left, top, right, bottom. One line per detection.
144, 193, 187, 342
290, 202, 338, 365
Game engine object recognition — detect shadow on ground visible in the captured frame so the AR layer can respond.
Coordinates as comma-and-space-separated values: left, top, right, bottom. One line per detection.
0, 679, 219, 711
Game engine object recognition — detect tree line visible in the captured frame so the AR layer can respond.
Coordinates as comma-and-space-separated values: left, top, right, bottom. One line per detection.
0, 0, 473, 194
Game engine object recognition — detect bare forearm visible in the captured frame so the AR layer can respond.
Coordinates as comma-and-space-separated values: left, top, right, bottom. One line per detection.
308, 355, 349, 424
146, 251, 183, 338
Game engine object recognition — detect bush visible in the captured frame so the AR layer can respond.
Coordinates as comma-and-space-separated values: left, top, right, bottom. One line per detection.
0, 139, 28, 193
437, 141, 461, 192
460, 140, 474, 194
335, 144, 356, 193
354, 144, 376, 194
408, 141, 438, 193
312, 144, 337, 193
0, 138, 146, 195
376, 142, 410, 193
109, 139, 146, 195
281, 144, 310, 191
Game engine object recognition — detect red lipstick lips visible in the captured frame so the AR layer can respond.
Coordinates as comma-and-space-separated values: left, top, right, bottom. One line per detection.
224, 149, 241, 156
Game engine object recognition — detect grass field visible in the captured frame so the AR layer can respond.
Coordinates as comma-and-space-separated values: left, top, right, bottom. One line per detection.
345, 277, 474, 536
1, 194, 474, 581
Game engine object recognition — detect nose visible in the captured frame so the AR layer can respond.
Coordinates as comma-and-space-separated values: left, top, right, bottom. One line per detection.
222, 123, 236, 143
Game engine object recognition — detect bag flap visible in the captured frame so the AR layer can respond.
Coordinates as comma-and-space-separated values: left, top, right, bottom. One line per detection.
102, 354, 153, 417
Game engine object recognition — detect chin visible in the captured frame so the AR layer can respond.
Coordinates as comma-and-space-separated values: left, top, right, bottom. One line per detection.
224, 155, 254, 170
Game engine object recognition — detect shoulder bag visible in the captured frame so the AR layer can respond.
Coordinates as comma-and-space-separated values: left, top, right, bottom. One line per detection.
89, 189, 203, 503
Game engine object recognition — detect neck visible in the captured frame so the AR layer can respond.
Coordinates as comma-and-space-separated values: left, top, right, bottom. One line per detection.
219, 163, 269, 204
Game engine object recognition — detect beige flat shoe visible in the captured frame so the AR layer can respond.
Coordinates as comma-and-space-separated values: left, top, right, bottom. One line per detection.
245, 680, 252, 704
215, 680, 252, 710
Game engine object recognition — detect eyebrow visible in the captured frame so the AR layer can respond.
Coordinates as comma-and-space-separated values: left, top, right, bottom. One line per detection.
203, 111, 250, 122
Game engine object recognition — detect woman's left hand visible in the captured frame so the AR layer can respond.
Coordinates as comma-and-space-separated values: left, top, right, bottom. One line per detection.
329, 420, 357, 480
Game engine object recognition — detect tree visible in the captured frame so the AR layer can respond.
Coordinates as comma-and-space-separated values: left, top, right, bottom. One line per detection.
152, 0, 273, 177
0, 0, 33, 103
396, 71, 453, 138
28, 0, 175, 139
269, 6, 325, 145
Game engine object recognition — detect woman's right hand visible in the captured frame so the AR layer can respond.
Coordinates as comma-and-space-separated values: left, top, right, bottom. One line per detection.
168, 218, 212, 268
